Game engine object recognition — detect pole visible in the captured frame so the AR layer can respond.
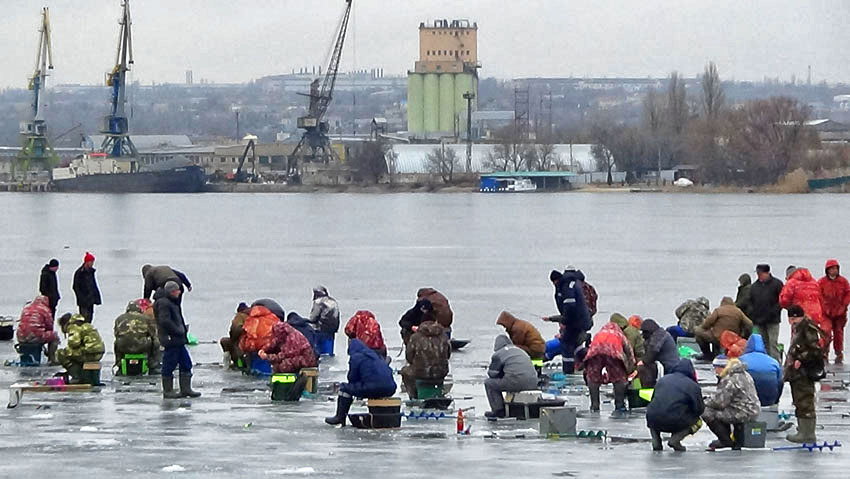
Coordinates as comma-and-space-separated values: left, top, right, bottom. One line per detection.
235, 110, 240, 141
463, 91, 475, 173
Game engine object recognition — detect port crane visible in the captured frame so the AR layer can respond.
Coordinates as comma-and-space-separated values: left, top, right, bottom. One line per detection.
17, 7, 59, 174
290, 0, 353, 175
100, 0, 137, 158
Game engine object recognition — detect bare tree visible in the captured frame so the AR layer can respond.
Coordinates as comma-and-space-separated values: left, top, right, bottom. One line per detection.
591, 122, 616, 185
701, 62, 725, 120
666, 71, 688, 136
425, 146, 460, 184
536, 141, 558, 171
349, 139, 389, 184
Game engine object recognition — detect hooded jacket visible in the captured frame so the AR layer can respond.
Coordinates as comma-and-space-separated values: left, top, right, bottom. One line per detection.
417, 288, 454, 329
780, 268, 825, 326
640, 319, 679, 373
142, 265, 191, 300
345, 310, 388, 358
585, 322, 636, 375
342, 339, 397, 398
818, 260, 850, 319
39, 264, 60, 311
239, 306, 280, 354
700, 297, 753, 340
405, 321, 451, 381
309, 287, 340, 334
154, 288, 188, 349
72, 265, 102, 308
16, 296, 59, 344
749, 274, 784, 326
554, 271, 591, 331
263, 321, 318, 374
286, 312, 318, 359
646, 359, 704, 433
487, 334, 539, 390
114, 301, 159, 354
59, 314, 105, 363
675, 297, 710, 334
740, 334, 783, 406
610, 313, 645, 359
735, 274, 753, 317
496, 311, 546, 360
704, 359, 761, 424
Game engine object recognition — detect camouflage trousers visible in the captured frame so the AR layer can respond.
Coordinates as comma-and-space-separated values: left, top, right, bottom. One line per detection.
57, 349, 102, 370
790, 378, 816, 419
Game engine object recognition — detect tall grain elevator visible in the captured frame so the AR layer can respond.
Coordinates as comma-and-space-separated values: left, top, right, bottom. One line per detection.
407, 19, 479, 138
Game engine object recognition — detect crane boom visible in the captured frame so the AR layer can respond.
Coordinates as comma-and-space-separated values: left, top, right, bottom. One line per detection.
100, 0, 137, 158
315, 0, 352, 120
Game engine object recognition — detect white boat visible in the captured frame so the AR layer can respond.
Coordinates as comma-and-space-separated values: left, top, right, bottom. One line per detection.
505, 178, 538, 192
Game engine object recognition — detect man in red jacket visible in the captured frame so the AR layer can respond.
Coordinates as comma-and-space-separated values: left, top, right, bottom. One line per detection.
819, 260, 850, 364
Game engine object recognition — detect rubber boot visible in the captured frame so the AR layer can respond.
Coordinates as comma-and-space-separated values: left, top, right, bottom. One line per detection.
732, 423, 745, 450
706, 420, 733, 450
667, 428, 689, 452
179, 374, 202, 398
650, 428, 663, 451
46, 341, 59, 366
610, 382, 628, 419
66, 364, 83, 384
588, 382, 601, 412
695, 340, 715, 362
325, 393, 353, 426
836, 352, 843, 365
786, 417, 817, 444
162, 377, 182, 399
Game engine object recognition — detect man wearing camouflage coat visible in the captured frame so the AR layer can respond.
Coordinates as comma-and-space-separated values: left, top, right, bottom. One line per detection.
667, 297, 710, 341
114, 300, 160, 374
57, 313, 105, 383
702, 358, 761, 450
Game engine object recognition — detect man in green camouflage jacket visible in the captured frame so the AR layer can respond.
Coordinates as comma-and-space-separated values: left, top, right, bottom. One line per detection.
114, 301, 161, 374
57, 313, 105, 382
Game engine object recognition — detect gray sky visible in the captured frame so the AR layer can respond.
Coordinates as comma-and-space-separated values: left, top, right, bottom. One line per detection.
2, 0, 848, 88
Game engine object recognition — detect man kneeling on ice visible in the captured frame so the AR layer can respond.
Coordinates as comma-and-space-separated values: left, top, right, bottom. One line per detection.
702, 357, 760, 450
56, 313, 105, 383
646, 358, 704, 452
325, 338, 397, 426
114, 299, 160, 374
484, 334, 538, 418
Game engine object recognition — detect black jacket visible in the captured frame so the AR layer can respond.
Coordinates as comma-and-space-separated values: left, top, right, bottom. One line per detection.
749, 276, 784, 325
646, 359, 705, 433
154, 288, 188, 348
286, 312, 318, 359
72, 266, 102, 308
641, 319, 679, 373
39, 265, 60, 310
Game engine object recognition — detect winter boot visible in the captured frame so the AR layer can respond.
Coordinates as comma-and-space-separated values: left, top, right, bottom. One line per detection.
650, 428, 663, 451
786, 417, 817, 444
65, 364, 84, 384
732, 423, 745, 450
588, 383, 601, 412
325, 393, 353, 426
694, 341, 715, 362
46, 341, 59, 366
706, 420, 733, 450
836, 352, 844, 365
178, 374, 202, 398
610, 382, 628, 418
162, 377, 182, 399
668, 428, 690, 452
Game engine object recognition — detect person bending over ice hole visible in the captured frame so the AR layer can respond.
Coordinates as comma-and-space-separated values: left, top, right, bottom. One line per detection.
16, 295, 60, 365
220, 302, 250, 369
325, 339, 397, 426
56, 313, 105, 383
784, 305, 826, 444
484, 334, 539, 418
694, 297, 753, 362
259, 321, 318, 400
702, 357, 760, 450
156, 281, 200, 399
582, 322, 636, 418
496, 311, 546, 361
667, 297, 710, 342
646, 359, 704, 452
637, 319, 678, 388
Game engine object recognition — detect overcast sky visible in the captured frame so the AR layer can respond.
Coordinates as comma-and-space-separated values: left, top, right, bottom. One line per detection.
1, 0, 848, 89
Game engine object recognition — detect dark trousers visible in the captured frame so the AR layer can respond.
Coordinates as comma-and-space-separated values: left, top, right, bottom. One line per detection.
162, 345, 193, 378
790, 378, 816, 419
79, 305, 94, 323
560, 329, 587, 374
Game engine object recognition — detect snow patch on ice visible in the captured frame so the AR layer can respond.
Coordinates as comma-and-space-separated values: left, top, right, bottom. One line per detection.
29, 413, 53, 419
162, 465, 186, 472
265, 467, 316, 475
79, 426, 98, 432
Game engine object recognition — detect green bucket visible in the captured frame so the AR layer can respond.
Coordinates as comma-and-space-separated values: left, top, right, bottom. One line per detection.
270, 373, 298, 401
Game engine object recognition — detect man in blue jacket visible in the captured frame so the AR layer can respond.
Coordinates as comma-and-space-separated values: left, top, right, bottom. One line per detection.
646, 359, 704, 452
325, 339, 397, 426
544, 267, 591, 374
739, 333, 783, 406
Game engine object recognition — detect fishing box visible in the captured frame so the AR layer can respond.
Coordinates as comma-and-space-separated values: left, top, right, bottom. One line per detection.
415, 380, 444, 400
16, 343, 42, 366
368, 397, 402, 415
758, 406, 780, 431
348, 412, 402, 429
121, 354, 149, 376
81, 362, 102, 386
539, 407, 577, 436
301, 367, 319, 395
0, 318, 13, 341
742, 421, 767, 449
505, 391, 566, 420
270, 373, 300, 401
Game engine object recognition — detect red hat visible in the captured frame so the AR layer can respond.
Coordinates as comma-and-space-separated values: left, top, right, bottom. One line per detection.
84, 252, 95, 263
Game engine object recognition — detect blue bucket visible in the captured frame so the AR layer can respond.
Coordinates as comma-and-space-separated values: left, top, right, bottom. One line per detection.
250, 356, 272, 376
316, 334, 335, 357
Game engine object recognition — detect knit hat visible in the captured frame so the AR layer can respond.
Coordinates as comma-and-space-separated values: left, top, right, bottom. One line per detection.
549, 270, 563, 282
164, 281, 180, 294
48, 258, 59, 268
712, 354, 728, 369
785, 265, 797, 278
237, 302, 249, 313
756, 264, 770, 274
84, 252, 95, 263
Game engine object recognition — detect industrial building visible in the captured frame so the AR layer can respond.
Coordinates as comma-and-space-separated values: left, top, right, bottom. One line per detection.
407, 19, 480, 139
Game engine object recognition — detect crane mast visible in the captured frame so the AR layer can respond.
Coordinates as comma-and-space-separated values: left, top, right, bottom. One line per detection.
290, 0, 353, 176
100, 0, 137, 158
17, 7, 58, 174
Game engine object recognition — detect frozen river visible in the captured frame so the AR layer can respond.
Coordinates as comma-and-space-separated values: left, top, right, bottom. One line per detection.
0, 192, 848, 477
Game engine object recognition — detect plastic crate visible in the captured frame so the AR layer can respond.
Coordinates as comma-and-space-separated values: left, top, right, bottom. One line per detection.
415, 380, 444, 400
121, 354, 149, 376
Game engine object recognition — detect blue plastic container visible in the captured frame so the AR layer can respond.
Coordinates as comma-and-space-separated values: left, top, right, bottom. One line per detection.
250, 356, 272, 376
316, 334, 335, 357
18, 343, 42, 366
